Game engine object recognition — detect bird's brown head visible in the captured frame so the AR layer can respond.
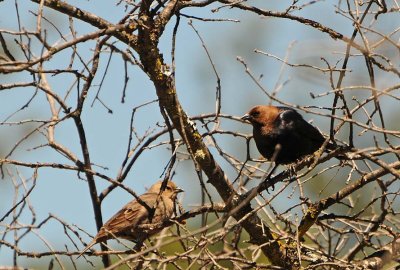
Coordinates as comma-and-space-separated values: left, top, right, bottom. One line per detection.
148, 181, 183, 200
241, 105, 280, 128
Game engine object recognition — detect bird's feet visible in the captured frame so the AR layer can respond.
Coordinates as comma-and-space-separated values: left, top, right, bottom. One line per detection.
263, 164, 278, 192
264, 176, 275, 193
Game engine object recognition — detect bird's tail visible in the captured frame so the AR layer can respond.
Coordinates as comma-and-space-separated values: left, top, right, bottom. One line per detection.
77, 240, 97, 258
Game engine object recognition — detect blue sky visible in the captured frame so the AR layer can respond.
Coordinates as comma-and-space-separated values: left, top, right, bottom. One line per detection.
1, 0, 399, 268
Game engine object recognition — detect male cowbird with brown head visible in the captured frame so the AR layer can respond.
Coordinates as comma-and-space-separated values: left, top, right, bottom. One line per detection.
242, 105, 333, 165
78, 180, 183, 257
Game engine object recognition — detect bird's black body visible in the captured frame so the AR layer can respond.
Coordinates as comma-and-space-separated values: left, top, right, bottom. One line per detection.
243, 105, 329, 164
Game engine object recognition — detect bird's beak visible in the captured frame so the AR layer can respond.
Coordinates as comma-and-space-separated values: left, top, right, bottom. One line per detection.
175, 187, 184, 193
241, 113, 251, 122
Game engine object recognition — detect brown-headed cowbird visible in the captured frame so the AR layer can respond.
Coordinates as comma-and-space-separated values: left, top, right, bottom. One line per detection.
78, 181, 183, 257
242, 105, 334, 165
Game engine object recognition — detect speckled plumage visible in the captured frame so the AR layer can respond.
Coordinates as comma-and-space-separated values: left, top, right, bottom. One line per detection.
78, 181, 183, 256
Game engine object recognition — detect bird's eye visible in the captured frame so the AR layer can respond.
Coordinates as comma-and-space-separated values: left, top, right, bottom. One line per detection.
252, 111, 260, 117
166, 186, 172, 191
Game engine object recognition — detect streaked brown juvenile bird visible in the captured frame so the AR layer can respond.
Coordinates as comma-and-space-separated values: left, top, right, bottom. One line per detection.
242, 105, 334, 165
78, 181, 183, 257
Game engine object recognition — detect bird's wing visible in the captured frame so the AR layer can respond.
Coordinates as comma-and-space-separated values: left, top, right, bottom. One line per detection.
278, 108, 325, 143
104, 196, 156, 232
298, 119, 326, 144
277, 108, 301, 131
77, 206, 142, 258
78, 193, 158, 257
93, 194, 158, 242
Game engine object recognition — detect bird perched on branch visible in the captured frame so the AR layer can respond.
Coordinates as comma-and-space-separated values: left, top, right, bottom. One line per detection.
78, 180, 183, 257
242, 105, 337, 176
